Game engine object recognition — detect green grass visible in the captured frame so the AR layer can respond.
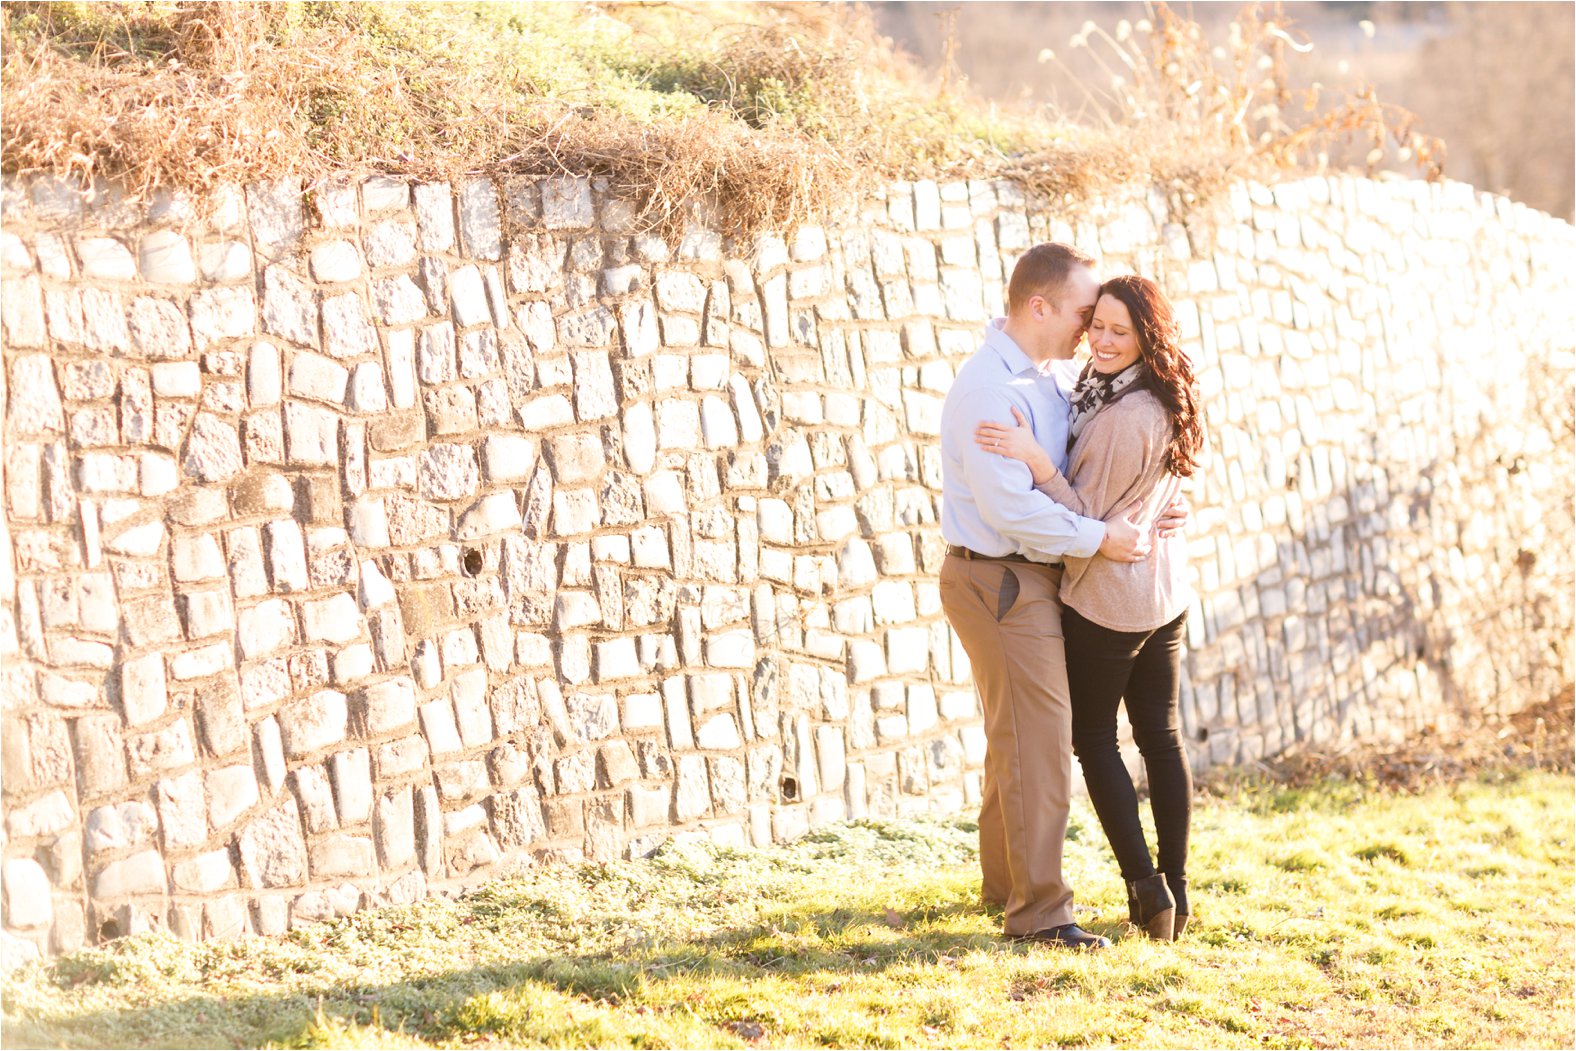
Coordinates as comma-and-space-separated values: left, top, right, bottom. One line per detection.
4, 770, 1571, 1049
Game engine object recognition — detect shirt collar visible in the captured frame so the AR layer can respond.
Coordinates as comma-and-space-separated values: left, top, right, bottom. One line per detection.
984, 318, 1035, 375
1048, 356, 1081, 394
986, 318, 1081, 393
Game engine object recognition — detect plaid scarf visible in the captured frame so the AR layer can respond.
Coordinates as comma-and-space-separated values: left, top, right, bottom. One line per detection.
1067, 361, 1143, 449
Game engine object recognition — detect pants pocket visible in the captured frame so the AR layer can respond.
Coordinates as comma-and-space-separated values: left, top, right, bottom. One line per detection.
994, 566, 1020, 621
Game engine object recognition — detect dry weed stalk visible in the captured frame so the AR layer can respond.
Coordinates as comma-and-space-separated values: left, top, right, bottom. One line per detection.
1014, 2, 1444, 204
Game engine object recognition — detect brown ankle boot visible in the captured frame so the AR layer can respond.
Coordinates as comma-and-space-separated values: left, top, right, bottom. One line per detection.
1165, 874, 1190, 937
1131, 873, 1175, 940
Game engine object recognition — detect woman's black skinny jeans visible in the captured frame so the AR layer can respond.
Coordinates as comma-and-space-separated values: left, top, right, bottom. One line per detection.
1063, 606, 1192, 902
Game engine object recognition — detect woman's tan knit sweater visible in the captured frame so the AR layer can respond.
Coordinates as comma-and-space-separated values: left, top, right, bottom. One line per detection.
1036, 387, 1192, 633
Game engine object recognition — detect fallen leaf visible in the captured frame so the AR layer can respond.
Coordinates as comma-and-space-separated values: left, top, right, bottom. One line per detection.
725, 1020, 765, 1041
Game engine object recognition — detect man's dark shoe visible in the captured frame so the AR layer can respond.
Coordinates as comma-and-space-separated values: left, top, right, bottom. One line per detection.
1016, 923, 1111, 950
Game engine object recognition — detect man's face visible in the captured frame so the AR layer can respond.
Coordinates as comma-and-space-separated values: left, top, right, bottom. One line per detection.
1044, 265, 1101, 358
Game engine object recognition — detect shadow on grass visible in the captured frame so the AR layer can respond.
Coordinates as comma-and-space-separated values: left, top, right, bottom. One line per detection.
5, 897, 1136, 1050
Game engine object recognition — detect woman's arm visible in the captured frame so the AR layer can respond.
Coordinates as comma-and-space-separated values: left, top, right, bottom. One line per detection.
973, 407, 1058, 485
1055, 398, 1171, 525
1034, 467, 1085, 514
1046, 397, 1172, 529
969, 406, 1091, 515
971, 397, 1171, 524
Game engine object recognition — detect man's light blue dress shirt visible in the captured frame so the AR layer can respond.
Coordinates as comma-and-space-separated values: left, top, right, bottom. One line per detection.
939, 319, 1107, 563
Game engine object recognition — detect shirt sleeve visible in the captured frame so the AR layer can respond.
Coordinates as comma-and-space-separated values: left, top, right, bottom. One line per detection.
954, 387, 1107, 559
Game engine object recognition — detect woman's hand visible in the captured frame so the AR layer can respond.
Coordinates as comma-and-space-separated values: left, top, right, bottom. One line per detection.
974, 407, 1057, 485
1155, 492, 1189, 538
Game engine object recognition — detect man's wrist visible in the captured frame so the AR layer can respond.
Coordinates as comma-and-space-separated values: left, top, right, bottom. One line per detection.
1072, 516, 1106, 558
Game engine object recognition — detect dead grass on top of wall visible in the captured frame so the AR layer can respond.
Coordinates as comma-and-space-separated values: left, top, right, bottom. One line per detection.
0, 1, 1444, 238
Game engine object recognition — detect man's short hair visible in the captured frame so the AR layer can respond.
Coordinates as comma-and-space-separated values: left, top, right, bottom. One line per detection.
1007, 243, 1097, 314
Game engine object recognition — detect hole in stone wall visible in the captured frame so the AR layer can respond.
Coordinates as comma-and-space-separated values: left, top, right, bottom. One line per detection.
780, 776, 799, 801
462, 548, 484, 576
1196, 726, 1210, 743
97, 918, 121, 942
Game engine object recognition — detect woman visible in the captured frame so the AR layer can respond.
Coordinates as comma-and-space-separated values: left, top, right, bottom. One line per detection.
973, 274, 1204, 941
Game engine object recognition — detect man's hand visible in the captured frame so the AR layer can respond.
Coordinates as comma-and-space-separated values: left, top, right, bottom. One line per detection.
1098, 501, 1151, 563
1155, 492, 1190, 538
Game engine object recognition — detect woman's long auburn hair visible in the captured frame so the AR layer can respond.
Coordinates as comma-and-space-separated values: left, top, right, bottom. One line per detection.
1096, 275, 1205, 477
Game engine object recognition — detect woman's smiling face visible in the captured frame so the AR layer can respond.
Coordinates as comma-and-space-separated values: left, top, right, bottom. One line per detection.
1086, 294, 1142, 374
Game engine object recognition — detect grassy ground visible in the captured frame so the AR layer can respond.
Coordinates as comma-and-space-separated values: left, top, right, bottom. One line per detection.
3, 764, 1570, 1050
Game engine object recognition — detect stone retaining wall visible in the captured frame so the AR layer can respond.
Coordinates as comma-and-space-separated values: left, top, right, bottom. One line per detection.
1, 170, 1571, 963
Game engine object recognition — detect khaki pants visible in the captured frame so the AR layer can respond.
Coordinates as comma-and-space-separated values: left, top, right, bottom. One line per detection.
939, 554, 1074, 936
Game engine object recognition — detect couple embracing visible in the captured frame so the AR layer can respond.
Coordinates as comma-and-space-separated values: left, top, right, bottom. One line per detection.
938, 243, 1205, 949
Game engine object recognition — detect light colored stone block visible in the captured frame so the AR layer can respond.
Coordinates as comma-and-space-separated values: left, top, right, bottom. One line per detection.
207, 764, 260, 830
169, 641, 232, 680
247, 341, 282, 407
92, 849, 167, 900
419, 699, 463, 756
593, 638, 641, 682
359, 677, 416, 736
458, 178, 503, 260
120, 653, 167, 726
542, 175, 593, 229
139, 229, 197, 284
302, 593, 361, 644
414, 182, 455, 251
77, 237, 136, 280
171, 533, 225, 582
373, 275, 428, 325
417, 443, 479, 502
280, 691, 349, 758
365, 219, 418, 268
283, 401, 339, 465
265, 520, 310, 592
322, 293, 379, 358
348, 362, 388, 413
181, 413, 243, 483
310, 241, 361, 283
288, 352, 349, 404
237, 598, 295, 659
362, 175, 410, 211
449, 265, 490, 328
699, 395, 738, 448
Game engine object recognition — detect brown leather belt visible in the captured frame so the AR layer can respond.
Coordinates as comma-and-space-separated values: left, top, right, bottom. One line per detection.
947, 544, 1032, 564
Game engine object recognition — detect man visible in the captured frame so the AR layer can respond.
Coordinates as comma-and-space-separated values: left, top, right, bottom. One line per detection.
939, 242, 1178, 949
